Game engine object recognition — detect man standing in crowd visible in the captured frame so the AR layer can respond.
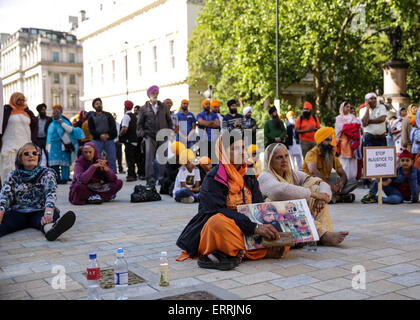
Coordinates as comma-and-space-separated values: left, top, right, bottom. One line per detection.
295, 102, 321, 158
302, 127, 357, 203
360, 92, 388, 188
113, 112, 125, 174
210, 99, 224, 124
285, 110, 303, 171
119, 100, 139, 182
88, 98, 118, 173
137, 85, 172, 187
36, 103, 52, 165
197, 99, 220, 162
264, 106, 287, 148
223, 99, 244, 131
177, 99, 197, 149
242, 106, 258, 146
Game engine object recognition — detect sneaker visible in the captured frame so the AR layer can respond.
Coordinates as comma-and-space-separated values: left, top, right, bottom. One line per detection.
104, 194, 116, 202
45, 211, 76, 241
87, 194, 103, 205
180, 196, 195, 204
361, 193, 377, 204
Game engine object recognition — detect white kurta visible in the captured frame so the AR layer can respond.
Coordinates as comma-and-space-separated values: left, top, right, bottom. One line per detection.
0, 114, 32, 182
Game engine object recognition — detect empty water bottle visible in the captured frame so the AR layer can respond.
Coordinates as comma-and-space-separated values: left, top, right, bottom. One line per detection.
87, 253, 101, 300
114, 248, 128, 300
159, 251, 169, 287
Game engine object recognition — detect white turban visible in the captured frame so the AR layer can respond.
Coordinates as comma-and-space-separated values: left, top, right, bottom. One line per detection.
365, 92, 377, 100
243, 106, 253, 116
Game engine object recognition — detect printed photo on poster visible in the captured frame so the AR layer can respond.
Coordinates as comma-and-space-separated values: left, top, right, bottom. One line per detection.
237, 200, 319, 250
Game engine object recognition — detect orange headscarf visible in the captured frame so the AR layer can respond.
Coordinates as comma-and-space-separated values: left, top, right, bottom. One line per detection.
9, 92, 30, 119
215, 134, 247, 194
201, 99, 211, 108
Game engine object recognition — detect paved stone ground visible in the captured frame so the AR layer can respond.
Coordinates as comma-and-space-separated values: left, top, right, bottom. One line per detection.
1, 176, 420, 300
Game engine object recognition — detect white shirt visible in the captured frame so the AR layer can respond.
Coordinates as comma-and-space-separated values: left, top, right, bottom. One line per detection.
172, 166, 201, 197
121, 111, 137, 146
359, 104, 387, 135
152, 103, 158, 114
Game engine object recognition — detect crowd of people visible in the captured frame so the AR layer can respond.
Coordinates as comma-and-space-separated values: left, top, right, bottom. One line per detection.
0, 87, 419, 271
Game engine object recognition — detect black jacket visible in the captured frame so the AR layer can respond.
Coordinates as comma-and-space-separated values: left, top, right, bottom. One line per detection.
87, 111, 117, 140
176, 163, 264, 258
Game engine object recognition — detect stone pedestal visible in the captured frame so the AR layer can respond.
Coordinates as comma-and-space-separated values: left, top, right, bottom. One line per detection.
382, 60, 410, 113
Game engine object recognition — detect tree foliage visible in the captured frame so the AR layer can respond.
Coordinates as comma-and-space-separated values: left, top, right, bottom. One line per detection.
187, 0, 419, 127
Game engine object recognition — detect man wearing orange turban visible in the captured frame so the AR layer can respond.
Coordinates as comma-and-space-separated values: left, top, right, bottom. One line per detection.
176, 99, 196, 149
295, 101, 321, 158
197, 99, 220, 162
302, 127, 357, 204
210, 99, 224, 124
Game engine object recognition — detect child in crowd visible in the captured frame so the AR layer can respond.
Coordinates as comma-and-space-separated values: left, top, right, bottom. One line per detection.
173, 149, 201, 203
198, 156, 213, 183
362, 149, 420, 204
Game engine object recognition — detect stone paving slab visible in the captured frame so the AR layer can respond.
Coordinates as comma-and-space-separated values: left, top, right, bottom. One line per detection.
0, 179, 420, 300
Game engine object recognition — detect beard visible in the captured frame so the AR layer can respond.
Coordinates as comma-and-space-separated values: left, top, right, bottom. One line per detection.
229, 107, 237, 115
320, 144, 334, 168
272, 116, 283, 130
302, 111, 311, 119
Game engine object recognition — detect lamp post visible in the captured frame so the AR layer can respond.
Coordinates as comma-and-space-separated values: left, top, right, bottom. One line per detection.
124, 41, 129, 100
274, 0, 280, 114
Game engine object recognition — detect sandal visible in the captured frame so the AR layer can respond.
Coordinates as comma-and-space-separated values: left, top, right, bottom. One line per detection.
45, 211, 76, 241
198, 251, 240, 271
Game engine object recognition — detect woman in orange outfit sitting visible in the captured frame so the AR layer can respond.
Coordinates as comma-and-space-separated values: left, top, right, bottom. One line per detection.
176, 130, 289, 270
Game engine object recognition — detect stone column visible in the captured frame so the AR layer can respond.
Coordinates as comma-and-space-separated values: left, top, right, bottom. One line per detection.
62, 72, 68, 113
382, 60, 410, 113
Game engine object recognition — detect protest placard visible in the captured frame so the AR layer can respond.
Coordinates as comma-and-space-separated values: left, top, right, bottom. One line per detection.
363, 146, 397, 179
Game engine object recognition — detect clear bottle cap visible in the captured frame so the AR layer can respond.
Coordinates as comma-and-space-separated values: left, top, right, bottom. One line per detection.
161, 251, 167, 256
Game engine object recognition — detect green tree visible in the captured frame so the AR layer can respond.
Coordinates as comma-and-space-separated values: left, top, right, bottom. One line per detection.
187, 0, 419, 125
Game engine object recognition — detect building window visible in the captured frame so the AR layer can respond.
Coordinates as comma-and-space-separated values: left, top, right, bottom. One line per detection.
169, 40, 175, 69
101, 64, 104, 85
112, 60, 116, 83
137, 51, 142, 77
69, 74, 76, 85
90, 67, 94, 87
69, 94, 77, 109
53, 93, 60, 105
53, 73, 60, 84
153, 46, 157, 73
53, 52, 59, 62
69, 53, 75, 63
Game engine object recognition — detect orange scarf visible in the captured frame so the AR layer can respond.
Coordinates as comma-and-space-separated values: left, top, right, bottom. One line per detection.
9, 92, 30, 119
215, 135, 247, 195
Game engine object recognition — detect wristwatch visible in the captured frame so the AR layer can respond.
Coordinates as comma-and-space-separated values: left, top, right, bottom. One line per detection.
45, 209, 54, 215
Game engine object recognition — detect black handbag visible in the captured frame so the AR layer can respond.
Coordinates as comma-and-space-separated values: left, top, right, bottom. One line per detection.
131, 185, 161, 203
61, 139, 75, 153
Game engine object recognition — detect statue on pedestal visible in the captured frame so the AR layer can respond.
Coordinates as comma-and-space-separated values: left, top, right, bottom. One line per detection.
388, 26, 403, 61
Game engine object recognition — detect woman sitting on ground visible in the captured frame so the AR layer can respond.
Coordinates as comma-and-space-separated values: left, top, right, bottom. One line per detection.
0, 143, 76, 240
258, 143, 349, 246
176, 131, 288, 270
173, 149, 201, 203
69, 142, 123, 205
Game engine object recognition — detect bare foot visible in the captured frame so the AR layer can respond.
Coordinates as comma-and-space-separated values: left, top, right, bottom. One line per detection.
265, 247, 286, 259
320, 231, 349, 246
237, 250, 245, 262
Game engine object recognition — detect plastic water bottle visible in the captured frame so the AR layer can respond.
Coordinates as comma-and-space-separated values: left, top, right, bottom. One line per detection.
87, 253, 101, 300
114, 248, 128, 300
159, 251, 169, 287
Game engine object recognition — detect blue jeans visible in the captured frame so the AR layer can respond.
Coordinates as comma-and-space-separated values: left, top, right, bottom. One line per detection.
0, 208, 60, 237
93, 140, 117, 173
174, 188, 199, 202
369, 181, 404, 204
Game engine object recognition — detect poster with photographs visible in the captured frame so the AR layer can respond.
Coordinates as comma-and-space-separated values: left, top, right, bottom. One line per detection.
237, 200, 319, 250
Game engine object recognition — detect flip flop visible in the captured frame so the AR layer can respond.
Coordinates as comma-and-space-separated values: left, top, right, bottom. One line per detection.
198, 251, 239, 271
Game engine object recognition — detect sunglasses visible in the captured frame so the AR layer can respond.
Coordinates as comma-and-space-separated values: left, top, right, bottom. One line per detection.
23, 151, 39, 157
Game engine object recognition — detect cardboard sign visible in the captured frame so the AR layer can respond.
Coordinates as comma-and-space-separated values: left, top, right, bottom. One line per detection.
363, 146, 397, 178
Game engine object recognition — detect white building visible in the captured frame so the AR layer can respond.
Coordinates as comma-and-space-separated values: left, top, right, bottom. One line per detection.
76, 0, 205, 119
0, 28, 84, 117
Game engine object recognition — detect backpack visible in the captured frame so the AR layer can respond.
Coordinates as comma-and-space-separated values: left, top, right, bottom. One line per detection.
130, 184, 161, 202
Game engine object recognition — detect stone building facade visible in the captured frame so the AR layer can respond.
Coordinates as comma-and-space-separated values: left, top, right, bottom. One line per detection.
0, 28, 83, 117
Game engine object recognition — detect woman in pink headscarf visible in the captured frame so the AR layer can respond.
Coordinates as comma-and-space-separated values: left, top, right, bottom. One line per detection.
334, 101, 361, 181
69, 142, 123, 205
